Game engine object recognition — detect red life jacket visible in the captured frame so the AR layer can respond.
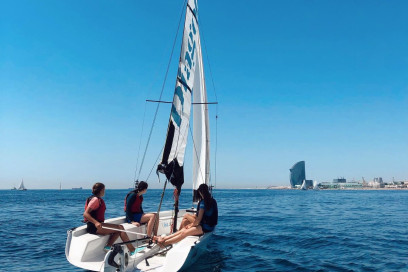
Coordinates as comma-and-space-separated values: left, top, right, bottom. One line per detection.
84, 195, 106, 223
124, 192, 143, 213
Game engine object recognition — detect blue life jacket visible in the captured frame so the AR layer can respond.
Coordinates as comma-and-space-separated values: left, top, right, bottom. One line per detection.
196, 198, 218, 227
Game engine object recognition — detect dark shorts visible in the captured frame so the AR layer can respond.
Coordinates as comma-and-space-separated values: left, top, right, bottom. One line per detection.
130, 213, 143, 223
201, 223, 214, 233
86, 222, 98, 234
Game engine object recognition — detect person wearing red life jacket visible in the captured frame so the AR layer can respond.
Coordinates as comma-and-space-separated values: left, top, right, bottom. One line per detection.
84, 182, 137, 255
124, 181, 158, 237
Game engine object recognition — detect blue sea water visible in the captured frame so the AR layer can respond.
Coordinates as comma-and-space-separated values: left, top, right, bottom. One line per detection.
1, 189, 407, 272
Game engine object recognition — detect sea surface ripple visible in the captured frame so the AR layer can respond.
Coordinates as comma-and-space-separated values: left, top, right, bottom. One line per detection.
1, 189, 407, 271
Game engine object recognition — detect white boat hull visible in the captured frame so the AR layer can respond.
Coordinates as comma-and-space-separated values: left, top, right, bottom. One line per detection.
66, 209, 212, 272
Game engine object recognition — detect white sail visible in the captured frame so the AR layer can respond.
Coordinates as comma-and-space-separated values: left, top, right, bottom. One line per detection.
300, 180, 307, 190
192, 11, 210, 201
159, 0, 202, 190
18, 179, 26, 190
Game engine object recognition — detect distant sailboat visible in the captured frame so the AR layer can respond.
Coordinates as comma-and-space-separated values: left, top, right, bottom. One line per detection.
313, 180, 320, 190
18, 179, 27, 191
300, 180, 307, 190
11, 186, 17, 190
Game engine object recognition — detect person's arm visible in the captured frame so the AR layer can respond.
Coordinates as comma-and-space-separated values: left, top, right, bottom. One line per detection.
186, 207, 204, 229
191, 209, 204, 227
83, 199, 101, 229
126, 193, 139, 225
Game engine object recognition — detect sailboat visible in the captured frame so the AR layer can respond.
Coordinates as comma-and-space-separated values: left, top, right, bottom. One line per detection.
18, 179, 27, 191
300, 180, 307, 190
66, 1, 216, 271
313, 180, 320, 190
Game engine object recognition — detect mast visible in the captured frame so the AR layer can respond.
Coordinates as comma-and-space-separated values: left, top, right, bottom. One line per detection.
157, 0, 202, 232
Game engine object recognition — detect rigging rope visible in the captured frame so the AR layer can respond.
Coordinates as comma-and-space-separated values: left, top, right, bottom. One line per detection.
136, 0, 187, 181
133, 101, 147, 183
145, 147, 164, 182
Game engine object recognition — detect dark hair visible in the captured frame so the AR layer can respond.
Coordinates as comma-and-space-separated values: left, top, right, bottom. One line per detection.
92, 183, 105, 196
198, 184, 212, 210
134, 181, 148, 194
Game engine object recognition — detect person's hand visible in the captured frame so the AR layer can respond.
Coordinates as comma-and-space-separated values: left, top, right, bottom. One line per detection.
186, 223, 193, 229
132, 221, 140, 227
95, 222, 102, 229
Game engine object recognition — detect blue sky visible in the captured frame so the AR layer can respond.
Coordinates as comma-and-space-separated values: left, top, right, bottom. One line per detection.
1, 0, 407, 189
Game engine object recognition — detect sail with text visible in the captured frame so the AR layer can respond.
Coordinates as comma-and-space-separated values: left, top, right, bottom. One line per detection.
158, 0, 203, 193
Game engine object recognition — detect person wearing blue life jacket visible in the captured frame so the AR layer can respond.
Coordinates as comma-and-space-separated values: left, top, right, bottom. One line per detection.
153, 183, 218, 247
124, 181, 158, 237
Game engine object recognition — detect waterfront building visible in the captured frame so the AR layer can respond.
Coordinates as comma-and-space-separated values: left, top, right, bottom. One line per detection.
320, 181, 362, 189
333, 178, 346, 183
289, 161, 306, 188
368, 177, 384, 188
305, 180, 313, 188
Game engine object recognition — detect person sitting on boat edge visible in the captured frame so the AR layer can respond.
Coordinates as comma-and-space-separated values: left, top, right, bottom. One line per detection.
154, 183, 218, 247
83, 182, 137, 255
124, 181, 158, 237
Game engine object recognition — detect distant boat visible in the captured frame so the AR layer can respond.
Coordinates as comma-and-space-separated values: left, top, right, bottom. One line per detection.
313, 180, 320, 190
11, 186, 17, 190
72, 187, 83, 190
18, 179, 27, 191
60, 182, 62, 191
300, 180, 307, 190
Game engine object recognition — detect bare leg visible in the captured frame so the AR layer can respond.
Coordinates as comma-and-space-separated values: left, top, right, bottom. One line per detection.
179, 214, 196, 231
163, 226, 203, 246
153, 213, 195, 243
106, 233, 120, 247
98, 223, 135, 252
140, 213, 157, 237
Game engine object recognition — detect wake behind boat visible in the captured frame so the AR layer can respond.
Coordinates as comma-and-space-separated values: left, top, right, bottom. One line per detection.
66, 0, 218, 271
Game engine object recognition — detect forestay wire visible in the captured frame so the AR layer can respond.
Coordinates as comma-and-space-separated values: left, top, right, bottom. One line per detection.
135, 0, 188, 181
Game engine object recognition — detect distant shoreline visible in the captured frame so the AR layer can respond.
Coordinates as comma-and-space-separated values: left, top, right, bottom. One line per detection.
2, 187, 408, 191
265, 187, 408, 191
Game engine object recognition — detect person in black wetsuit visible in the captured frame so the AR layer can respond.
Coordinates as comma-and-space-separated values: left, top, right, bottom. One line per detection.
153, 183, 218, 247
124, 181, 158, 237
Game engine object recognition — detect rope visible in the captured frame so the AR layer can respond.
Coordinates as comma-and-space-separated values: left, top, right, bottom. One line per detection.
133, 101, 147, 183
145, 147, 164, 182
150, 174, 168, 243
136, 0, 187, 181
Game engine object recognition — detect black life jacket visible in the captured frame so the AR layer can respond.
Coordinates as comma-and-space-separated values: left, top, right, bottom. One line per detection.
196, 198, 218, 227
84, 195, 106, 223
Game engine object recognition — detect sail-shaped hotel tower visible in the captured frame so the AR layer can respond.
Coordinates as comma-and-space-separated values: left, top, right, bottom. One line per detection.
290, 161, 306, 188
